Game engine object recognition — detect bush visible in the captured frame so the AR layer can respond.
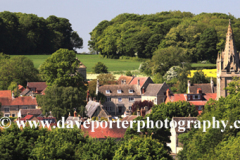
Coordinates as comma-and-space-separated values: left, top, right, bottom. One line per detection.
92, 62, 108, 73
125, 71, 132, 76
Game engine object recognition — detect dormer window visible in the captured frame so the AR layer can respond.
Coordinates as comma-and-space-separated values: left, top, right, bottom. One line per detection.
106, 90, 110, 94
117, 89, 122, 93
129, 89, 134, 93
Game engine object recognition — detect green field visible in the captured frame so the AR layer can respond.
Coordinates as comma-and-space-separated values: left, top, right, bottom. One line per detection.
12, 55, 142, 73
191, 63, 216, 68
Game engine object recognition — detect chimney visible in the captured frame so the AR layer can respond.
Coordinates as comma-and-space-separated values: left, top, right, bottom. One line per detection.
12, 91, 14, 99
86, 90, 89, 102
27, 112, 30, 115
138, 79, 140, 87
69, 112, 71, 116
187, 80, 191, 93
166, 89, 170, 97
142, 87, 145, 94
144, 106, 148, 111
74, 111, 77, 117
210, 77, 214, 93
197, 88, 202, 94
137, 109, 140, 116
140, 108, 146, 117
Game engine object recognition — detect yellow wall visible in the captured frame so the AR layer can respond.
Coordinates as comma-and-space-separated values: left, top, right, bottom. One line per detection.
141, 96, 157, 105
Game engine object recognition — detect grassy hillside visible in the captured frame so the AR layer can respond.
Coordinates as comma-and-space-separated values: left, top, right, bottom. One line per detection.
11, 54, 142, 73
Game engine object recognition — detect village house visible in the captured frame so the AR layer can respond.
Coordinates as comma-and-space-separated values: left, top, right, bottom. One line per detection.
18, 109, 42, 118
187, 78, 216, 94
20, 82, 47, 96
85, 100, 110, 120
165, 88, 217, 115
167, 117, 198, 154
76, 58, 87, 80
117, 75, 134, 85
141, 82, 171, 105
0, 90, 38, 117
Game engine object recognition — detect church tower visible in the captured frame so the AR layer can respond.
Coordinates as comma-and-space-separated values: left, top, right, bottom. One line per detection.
217, 19, 240, 99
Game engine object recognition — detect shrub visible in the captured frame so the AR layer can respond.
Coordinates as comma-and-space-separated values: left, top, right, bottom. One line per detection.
125, 71, 132, 76
92, 62, 108, 73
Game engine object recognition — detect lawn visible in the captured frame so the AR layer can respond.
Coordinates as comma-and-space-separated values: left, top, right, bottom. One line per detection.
12, 54, 142, 73
191, 63, 216, 68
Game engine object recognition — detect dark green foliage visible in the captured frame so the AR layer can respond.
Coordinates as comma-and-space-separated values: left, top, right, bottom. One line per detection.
36, 86, 86, 119
39, 48, 87, 88
0, 55, 39, 90
125, 71, 132, 76
177, 77, 240, 159
177, 63, 191, 93
196, 27, 218, 63
0, 11, 82, 55
113, 136, 173, 160
92, 62, 108, 73
191, 70, 209, 84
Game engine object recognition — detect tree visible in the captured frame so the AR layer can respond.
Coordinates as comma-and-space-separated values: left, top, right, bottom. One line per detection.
113, 136, 173, 160
125, 71, 132, 76
97, 73, 116, 85
163, 66, 182, 81
0, 56, 39, 90
153, 73, 164, 84
71, 31, 83, 51
196, 27, 218, 63
191, 70, 209, 84
131, 100, 154, 113
7, 82, 20, 97
36, 86, 86, 119
92, 62, 108, 73
39, 48, 87, 88
177, 63, 191, 93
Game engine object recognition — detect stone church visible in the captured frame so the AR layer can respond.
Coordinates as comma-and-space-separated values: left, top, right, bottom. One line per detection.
217, 19, 240, 99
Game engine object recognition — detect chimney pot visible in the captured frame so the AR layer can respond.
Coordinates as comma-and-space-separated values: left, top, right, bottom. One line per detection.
137, 109, 140, 116
142, 87, 145, 94
74, 111, 77, 117
166, 89, 170, 97
197, 88, 202, 94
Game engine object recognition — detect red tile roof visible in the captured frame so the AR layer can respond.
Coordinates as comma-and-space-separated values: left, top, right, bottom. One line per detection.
0, 90, 12, 99
0, 96, 37, 106
20, 115, 34, 121
81, 122, 128, 139
130, 77, 148, 87
18, 85, 25, 91
117, 75, 134, 85
27, 82, 47, 91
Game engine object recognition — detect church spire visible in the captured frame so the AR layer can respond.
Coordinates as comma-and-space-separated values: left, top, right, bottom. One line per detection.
223, 19, 239, 71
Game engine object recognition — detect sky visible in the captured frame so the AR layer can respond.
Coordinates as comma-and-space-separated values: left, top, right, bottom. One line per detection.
1, 0, 240, 52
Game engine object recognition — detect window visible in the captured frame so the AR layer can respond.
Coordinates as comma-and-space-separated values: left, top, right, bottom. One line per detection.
118, 98, 122, 102
4, 108, 9, 113
107, 107, 111, 111
4, 114, 10, 117
106, 97, 111, 102
106, 90, 110, 94
121, 80, 126, 84
154, 98, 157, 104
12, 114, 15, 117
117, 89, 122, 93
129, 97, 134, 102
194, 95, 199, 100
198, 106, 203, 110
129, 89, 134, 93
22, 107, 28, 109
31, 88, 36, 92
129, 106, 132, 110
187, 95, 191, 100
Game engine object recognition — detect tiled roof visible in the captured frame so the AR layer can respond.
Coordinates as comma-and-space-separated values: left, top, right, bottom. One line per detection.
20, 109, 41, 116
0, 96, 37, 106
99, 84, 141, 96
143, 83, 164, 96
0, 90, 12, 99
130, 77, 148, 87
189, 84, 216, 93
117, 75, 134, 85
18, 85, 25, 91
81, 122, 127, 139
27, 82, 47, 91
167, 93, 217, 104
20, 115, 34, 121
172, 117, 198, 133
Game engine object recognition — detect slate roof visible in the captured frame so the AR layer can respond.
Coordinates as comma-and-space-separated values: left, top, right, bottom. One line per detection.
20, 89, 34, 96
99, 84, 141, 96
143, 83, 164, 96
130, 77, 148, 87
20, 109, 42, 116
85, 101, 101, 117
0, 90, 12, 99
27, 82, 47, 91
117, 75, 134, 85
189, 84, 216, 94
172, 117, 198, 133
